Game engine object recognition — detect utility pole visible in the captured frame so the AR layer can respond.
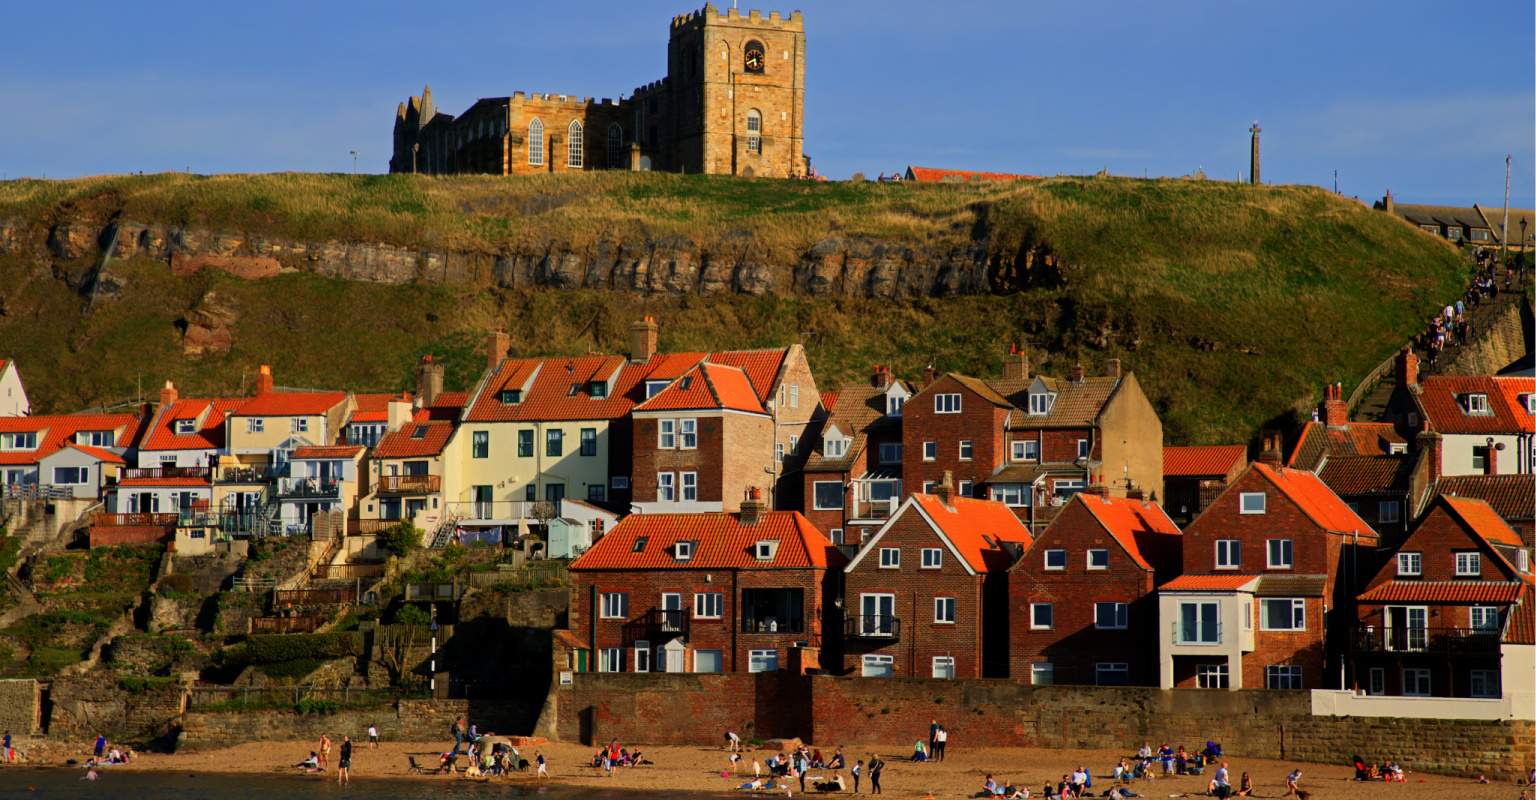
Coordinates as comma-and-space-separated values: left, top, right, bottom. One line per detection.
1500, 155, 1511, 264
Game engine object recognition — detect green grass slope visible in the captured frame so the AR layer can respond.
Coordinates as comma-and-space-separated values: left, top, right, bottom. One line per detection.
0, 172, 1468, 444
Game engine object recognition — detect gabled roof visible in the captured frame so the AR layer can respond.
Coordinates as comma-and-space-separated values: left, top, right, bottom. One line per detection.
569, 511, 842, 571
1160, 574, 1260, 591
290, 444, 365, 459
413, 391, 468, 422
707, 350, 790, 399
634, 363, 766, 414
233, 391, 348, 417
1318, 455, 1417, 496
1253, 463, 1376, 536
1440, 496, 1525, 548
1358, 581, 1524, 604
992, 375, 1122, 428
1073, 493, 1182, 572
56, 443, 126, 464
851, 494, 1032, 575
1435, 475, 1535, 522
821, 390, 841, 413
941, 374, 1015, 409
140, 398, 243, 452
1163, 445, 1246, 478
1287, 421, 1407, 470
0, 413, 142, 465
373, 422, 454, 459
803, 382, 905, 474
1415, 375, 1535, 436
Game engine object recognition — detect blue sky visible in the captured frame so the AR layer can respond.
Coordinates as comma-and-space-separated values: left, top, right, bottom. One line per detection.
2, 0, 1531, 207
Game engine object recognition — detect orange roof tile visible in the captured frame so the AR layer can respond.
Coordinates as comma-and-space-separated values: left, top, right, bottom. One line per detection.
1358, 581, 1525, 604
290, 445, 364, 459
140, 398, 243, 452
349, 411, 389, 423
821, 390, 841, 413
64, 443, 125, 464
1440, 496, 1525, 547
1160, 574, 1260, 591
373, 422, 453, 459
1435, 475, 1535, 523
1254, 463, 1377, 537
1508, 589, 1535, 644
906, 494, 1033, 573
569, 511, 842, 571
634, 363, 767, 414
234, 391, 347, 417
1076, 494, 1183, 572
905, 166, 1043, 182
352, 392, 412, 413
413, 391, 469, 422
706, 350, 789, 399
1318, 455, 1416, 496
1416, 375, 1536, 436
0, 413, 142, 465
1163, 445, 1246, 477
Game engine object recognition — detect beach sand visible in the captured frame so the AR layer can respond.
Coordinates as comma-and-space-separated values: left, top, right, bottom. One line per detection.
36, 739, 1524, 799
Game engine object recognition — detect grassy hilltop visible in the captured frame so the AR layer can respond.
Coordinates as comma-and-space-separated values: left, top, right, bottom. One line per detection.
0, 171, 1468, 444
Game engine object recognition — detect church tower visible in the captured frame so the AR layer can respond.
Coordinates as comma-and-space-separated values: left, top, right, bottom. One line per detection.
667, 4, 805, 177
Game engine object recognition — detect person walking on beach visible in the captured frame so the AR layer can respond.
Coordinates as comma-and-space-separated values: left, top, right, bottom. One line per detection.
1284, 770, 1301, 797
536, 751, 549, 779
451, 717, 465, 754
368, 723, 379, 748
337, 735, 352, 786
869, 754, 885, 795
94, 734, 106, 760
319, 733, 331, 770
852, 759, 863, 793
3, 731, 12, 763
933, 726, 947, 762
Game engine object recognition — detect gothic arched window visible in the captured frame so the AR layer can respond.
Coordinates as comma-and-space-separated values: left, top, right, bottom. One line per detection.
607, 124, 624, 169
528, 118, 544, 165
567, 121, 584, 168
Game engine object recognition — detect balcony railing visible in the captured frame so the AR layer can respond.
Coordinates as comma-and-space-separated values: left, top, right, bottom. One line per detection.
92, 512, 180, 527
622, 609, 690, 647
1349, 625, 1502, 655
123, 466, 211, 481
273, 588, 357, 605
350, 518, 403, 534
445, 500, 534, 521
845, 614, 901, 639
851, 498, 897, 520
742, 617, 807, 634
1171, 621, 1224, 646
375, 475, 441, 494
250, 616, 326, 634
312, 563, 385, 580
278, 477, 341, 498
220, 466, 281, 483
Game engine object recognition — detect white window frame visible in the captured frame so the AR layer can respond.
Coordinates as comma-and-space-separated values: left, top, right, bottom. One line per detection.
599, 592, 629, 619
1031, 663, 1054, 685
1215, 539, 1241, 569
1455, 552, 1481, 577
932, 656, 956, 679
52, 466, 87, 485
1012, 440, 1040, 462
958, 480, 973, 497
658, 419, 676, 449
657, 472, 676, 502
1464, 393, 1489, 414
934, 393, 961, 414
291, 417, 309, 434
789, 385, 799, 407
694, 592, 724, 619
1265, 664, 1303, 690
745, 109, 762, 154
1094, 601, 1128, 629
1179, 601, 1222, 644
1087, 549, 1110, 570
1402, 667, 1432, 696
247, 418, 264, 434
681, 471, 698, 502
825, 437, 847, 458
1468, 669, 1499, 698
680, 418, 697, 449
1044, 549, 1066, 570
1030, 602, 1053, 630
991, 484, 1029, 507
1378, 501, 1400, 524
748, 648, 779, 673
958, 439, 973, 460
861, 654, 894, 677
789, 434, 799, 455
1469, 606, 1500, 632
879, 547, 900, 569
812, 481, 844, 511
175, 419, 196, 435
675, 540, 693, 561
922, 441, 937, 461
1260, 598, 1306, 631
599, 647, 623, 673
693, 649, 724, 674
634, 640, 651, 672
1196, 663, 1229, 689
1368, 667, 1385, 696
1076, 439, 1089, 459
1396, 552, 1422, 577
1028, 393, 1050, 415
921, 548, 943, 569
776, 442, 784, 463
1240, 492, 1267, 514
1267, 538, 1294, 569
934, 596, 956, 624
566, 120, 584, 168
611, 475, 629, 490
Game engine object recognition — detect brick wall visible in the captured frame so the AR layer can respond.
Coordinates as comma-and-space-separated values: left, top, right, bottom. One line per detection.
632, 412, 774, 511
902, 376, 1009, 496
550, 671, 810, 746
176, 698, 537, 751
90, 527, 173, 547
0, 679, 41, 735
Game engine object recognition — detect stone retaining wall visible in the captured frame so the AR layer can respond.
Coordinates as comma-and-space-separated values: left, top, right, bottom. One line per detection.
175, 697, 538, 752
0, 679, 41, 735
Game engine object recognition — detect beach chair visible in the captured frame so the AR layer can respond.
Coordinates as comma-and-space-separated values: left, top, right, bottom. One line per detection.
407, 756, 425, 774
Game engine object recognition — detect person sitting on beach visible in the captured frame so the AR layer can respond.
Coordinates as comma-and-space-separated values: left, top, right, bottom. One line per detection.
983, 775, 1000, 797
829, 749, 845, 769
1071, 768, 1088, 797
912, 740, 928, 762
296, 752, 321, 773
812, 749, 825, 768
1138, 743, 1152, 759
437, 751, 458, 774
1234, 773, 1253, 797
816, 772, 848, 792
1175, 747, 1188, 775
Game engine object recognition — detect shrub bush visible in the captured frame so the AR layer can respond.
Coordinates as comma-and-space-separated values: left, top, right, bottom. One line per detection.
245, 632, 359, 664
158, 574, 195, 597
392, 603, 430, 626
377, 522, 423, 557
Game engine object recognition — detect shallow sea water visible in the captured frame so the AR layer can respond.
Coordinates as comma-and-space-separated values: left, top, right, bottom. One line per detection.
0, 769, 720, 800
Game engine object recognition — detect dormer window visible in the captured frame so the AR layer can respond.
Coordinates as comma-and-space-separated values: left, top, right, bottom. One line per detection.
1387, 442, 1406, 455
176, 419, 196, 435
1, 432, 38, 450
755, 540, 779, 561
589, 381, 608, 399
1462, 393, 1490, 415
825, 437, 847, 458
887, 396, 904, 416
499, 389, 522, 404
1523, 394, 1535, 415
645, 380, 669, 399
1028, 392, 1052, 415
675, 540, 693, 561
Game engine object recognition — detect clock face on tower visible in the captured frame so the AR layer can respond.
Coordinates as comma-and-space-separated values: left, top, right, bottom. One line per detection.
744, 41, 765, 73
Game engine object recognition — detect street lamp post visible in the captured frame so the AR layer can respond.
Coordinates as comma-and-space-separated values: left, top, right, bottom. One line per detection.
349, 151, 360, 175
429, 608, 439, 697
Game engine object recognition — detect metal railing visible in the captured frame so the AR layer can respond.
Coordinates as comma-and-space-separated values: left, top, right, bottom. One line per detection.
1349, 625, 1502, 655
375, 475, 441, 493
92, 512, 180, 527
277, 477, 341, 498
250, 616, 327, 634
405, 582, 464, 600
465, 566, 567, 589
444, 500, 534, 521
743, 617, 807, 634
844, 614, 900, 638
850, 498, 897, 520
312, 563, 385, 580
219, 466, 281, 483
621, 608, 689, 646
1, 484, 75, 500
123, 466, 212, 481
273, 587, 357, 605
1171, 621, 1224, 646
349, 518, 403, 534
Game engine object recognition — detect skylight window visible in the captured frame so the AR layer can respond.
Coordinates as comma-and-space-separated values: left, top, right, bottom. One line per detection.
568, 383, 581, 397
410, 426, 428, 440
633, 536, 648, 553
679, 376, 693, 390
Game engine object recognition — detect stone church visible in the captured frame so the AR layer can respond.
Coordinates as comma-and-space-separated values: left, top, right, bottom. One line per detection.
390, 4, 806, 179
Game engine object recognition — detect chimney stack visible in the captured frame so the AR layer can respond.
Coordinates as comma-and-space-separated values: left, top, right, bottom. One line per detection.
631, 316, 658, 363
1126, 483, 1145, 501
1383, 190, 1394, 215
159, 380, 179, 410
739, 486, 765, 525
1083, 481, 1108, 497
871, 364, 893, 390
1003, 343, 1029, 381
387, 397, 412, 432
934, 471, 954, 508
255, 365, 274, 396
922, 364, 936, 389
1485, 438, 1505, 475
1394, 347, 1420, 392
1070, 364, 1085, 383
488, 330, 512, 372
415, 354, 445, 408
1322, 382, 1349, 428
1257, 429, 1283, 466
1104, 358, 1121, 379
1417, 430, 1442, 483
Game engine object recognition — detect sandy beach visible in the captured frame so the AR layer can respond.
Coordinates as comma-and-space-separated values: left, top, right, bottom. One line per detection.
11, 738, 1522, 799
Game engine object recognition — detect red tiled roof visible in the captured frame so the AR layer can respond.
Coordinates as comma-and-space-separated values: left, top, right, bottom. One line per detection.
1286, 421, 1406, 469
905, 166, 1043, 182
140, 398, 243, 452
569, 511, 842, 571
1417, 375, 1536, 436
1436, 475, 1536, 522
1318, 455, 1416, 496
0, 413, 141, 465
118, 476, 211, 487
290, 445, 364, 459
1159, 574, 1260, 591
634, 363, 767, 414
707, 350, 789, 398
1254, 463, 1377, 537
1357, 581, 1525, 604
1076, 494, 1182, 572
907, 494, 1033, 573
553, 629, 592, 651
64, 443, 125, 464
234, 391, 347, 417
372, 422, 453, 459
349, 411, 389, 422
1509, 587, 1535, 644
1163, 445, 1246, 477
821, 390, 841, 413
352, 392, 412, 413
413, 391, 469, 422
1440, 496, 1525, 548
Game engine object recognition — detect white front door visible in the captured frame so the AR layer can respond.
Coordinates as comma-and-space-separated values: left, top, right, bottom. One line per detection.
662, 639, 686, 672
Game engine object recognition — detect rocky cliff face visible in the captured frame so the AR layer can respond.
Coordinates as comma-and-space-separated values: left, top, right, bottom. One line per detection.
0, 216, 1068, 300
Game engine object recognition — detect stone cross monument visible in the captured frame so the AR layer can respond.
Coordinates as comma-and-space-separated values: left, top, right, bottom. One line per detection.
1249, 122, 1261, 185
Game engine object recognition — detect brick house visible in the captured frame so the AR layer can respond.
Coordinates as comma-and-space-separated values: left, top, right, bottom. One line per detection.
1350, 495, 1534, 700
900, 348, 1163, 534
1009, 490, 1182, 686
569, 496, 844, 674
1288, 383, 1409, 471
1433, 474, 1534, 544
1381, 349, 1535, 476
630, 362, 773, 513
1162, 445, 1247, 526
1158, 462, 1378, 690
800, 366, 911, 546
842, 478, 1033, 679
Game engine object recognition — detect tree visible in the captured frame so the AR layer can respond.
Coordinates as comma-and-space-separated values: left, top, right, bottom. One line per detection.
377, 522, 423, 557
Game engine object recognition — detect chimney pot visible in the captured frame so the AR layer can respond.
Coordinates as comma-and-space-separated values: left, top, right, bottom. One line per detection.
255, 365, 274, 396
1003, 344, 1029, 381
631, 317, 659, 363
1070, 364, 1085, 383
922, 364, 936, 389
158, 381, 179, 409
740, 487, 765, 525
1084, 482, 1108, 497
934, 471, 954, 507
1321, 383, 1349, 428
